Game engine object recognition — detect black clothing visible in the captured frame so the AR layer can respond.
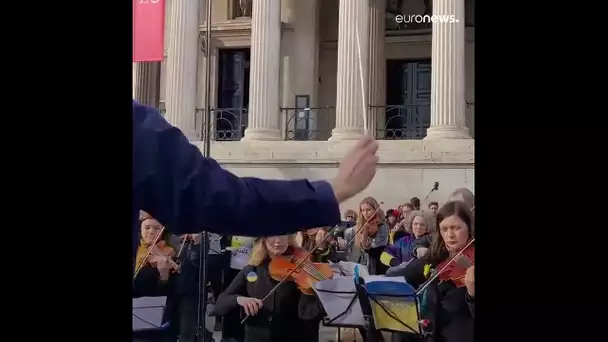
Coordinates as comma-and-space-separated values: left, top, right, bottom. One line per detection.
212, 260, 325, 342
401, 258, 474, 342
220, 268, 245, 341
411, 234, 434, 256
133, 264, 173, 297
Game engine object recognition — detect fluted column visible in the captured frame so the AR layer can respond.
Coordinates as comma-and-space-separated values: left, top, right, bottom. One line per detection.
425, 0, 470, 139
329, 0, 370, 141
134, 62, 161, 108
368, 0, 386, 139
242, 0, 282, 141
165, 0, 199, 140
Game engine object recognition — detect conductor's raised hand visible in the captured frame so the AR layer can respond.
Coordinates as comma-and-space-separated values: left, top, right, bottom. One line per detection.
330, 136, 379, 203
236, 296, 263, 316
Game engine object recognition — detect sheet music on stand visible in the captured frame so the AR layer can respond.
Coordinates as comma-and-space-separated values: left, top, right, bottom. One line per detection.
132, 296, 168, 332
314, 262, 422, 335
314, 262, 367, 327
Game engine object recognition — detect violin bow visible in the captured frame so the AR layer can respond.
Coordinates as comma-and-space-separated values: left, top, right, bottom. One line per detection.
415, 238, 475, 296
133, 226, 166, 280
343, 202, 385, 249
240, 203, 384, 324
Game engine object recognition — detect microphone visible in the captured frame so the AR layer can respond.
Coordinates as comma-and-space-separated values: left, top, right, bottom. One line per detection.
433, 182, 439, 191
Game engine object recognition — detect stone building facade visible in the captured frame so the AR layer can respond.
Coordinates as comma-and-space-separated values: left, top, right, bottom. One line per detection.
133, 0, 475, 211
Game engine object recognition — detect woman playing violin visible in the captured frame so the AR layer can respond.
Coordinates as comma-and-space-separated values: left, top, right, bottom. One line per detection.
134, 211, 177, 298
296, 227, 336, 262
351, 197, 389, 275
212, 235, 325, 342
399, 201, 474, 342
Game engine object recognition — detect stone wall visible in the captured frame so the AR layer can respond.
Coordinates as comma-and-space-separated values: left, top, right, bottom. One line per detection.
193, 139, 474, 212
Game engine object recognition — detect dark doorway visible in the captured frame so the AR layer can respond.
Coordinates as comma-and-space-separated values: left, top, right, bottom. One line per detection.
385, 59, 431, 139
217, 48, 250, 140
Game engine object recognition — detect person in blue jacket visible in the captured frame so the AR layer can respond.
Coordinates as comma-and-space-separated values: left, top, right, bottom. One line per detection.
132, 101, 379, 261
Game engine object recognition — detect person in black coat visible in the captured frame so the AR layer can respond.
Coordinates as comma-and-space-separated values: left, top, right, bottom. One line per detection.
211, 235, 325, 342
398, 201, 474, 342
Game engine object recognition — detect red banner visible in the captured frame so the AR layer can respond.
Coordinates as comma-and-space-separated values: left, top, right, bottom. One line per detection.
133, 0, 166, 62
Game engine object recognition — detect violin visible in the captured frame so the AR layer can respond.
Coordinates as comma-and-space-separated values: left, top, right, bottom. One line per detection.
436, 239, 475, 288
146, 240, 181, 273
268, 246, 333, 295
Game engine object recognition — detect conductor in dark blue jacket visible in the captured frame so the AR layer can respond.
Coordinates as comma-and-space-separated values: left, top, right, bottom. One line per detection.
132, 101, 379, 260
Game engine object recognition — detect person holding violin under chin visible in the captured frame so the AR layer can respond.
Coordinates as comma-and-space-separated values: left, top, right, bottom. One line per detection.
351, 197, 389, 275
295, 227, 337, 262
211, 235, 326, 342
397, 201, 474, 342
134, 211, 178, 298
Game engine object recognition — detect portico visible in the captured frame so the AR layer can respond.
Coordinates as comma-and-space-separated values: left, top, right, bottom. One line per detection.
132, 0, 475, 209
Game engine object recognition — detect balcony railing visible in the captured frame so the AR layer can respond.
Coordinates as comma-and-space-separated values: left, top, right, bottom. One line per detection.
282, 107, 334, 141
372, 105, 430, 140
198, 107, 248, 141
161, 104, 454, 141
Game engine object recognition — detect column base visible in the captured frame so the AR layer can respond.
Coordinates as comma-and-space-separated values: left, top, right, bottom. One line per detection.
328, 127, 365, 141
241, 128, 282, 141
424, 126, 470, 140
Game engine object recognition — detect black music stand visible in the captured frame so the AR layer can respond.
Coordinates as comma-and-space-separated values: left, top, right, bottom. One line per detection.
318, 278, 386, 342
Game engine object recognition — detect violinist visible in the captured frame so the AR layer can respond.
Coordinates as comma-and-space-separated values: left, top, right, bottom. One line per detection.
212, 235, 325, 342
386, 209, 404, 244
296, 227, 336, 262
399, 201, 474, 342
134, 211, 177, 298
352, 197, 389, 275
411, 189, 474, 259
381, 211, 432, 268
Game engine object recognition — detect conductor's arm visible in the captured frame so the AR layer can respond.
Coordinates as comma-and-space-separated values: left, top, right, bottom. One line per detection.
133, 103, 341, 235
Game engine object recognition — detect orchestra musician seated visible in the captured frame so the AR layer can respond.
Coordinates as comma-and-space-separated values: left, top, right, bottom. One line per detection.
211, 235, 326, 342
398, 201, 474, 342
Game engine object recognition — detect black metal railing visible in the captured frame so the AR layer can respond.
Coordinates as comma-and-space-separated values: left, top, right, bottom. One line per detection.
197, 107, 248, 141
282, 107, 335, 141
372, 105, 430, 140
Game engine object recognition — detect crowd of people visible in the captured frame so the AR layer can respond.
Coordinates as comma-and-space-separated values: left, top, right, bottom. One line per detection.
133, 188, 475, 342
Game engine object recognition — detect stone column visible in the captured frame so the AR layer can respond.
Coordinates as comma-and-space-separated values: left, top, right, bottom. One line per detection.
243, 0, 282, 141
134, 62, 161, 108
425, 0, 470, 139
368, 0, 386, 139
165, 0, 199, 140
329, 0, 370, 141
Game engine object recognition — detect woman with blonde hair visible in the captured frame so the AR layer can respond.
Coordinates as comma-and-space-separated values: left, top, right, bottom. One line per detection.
381, 210, 433, 268
212, 235, 325, 342
349, 197, 389, 275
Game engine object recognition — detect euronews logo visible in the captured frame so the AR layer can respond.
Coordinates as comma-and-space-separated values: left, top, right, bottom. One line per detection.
395, 14, 459, 24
